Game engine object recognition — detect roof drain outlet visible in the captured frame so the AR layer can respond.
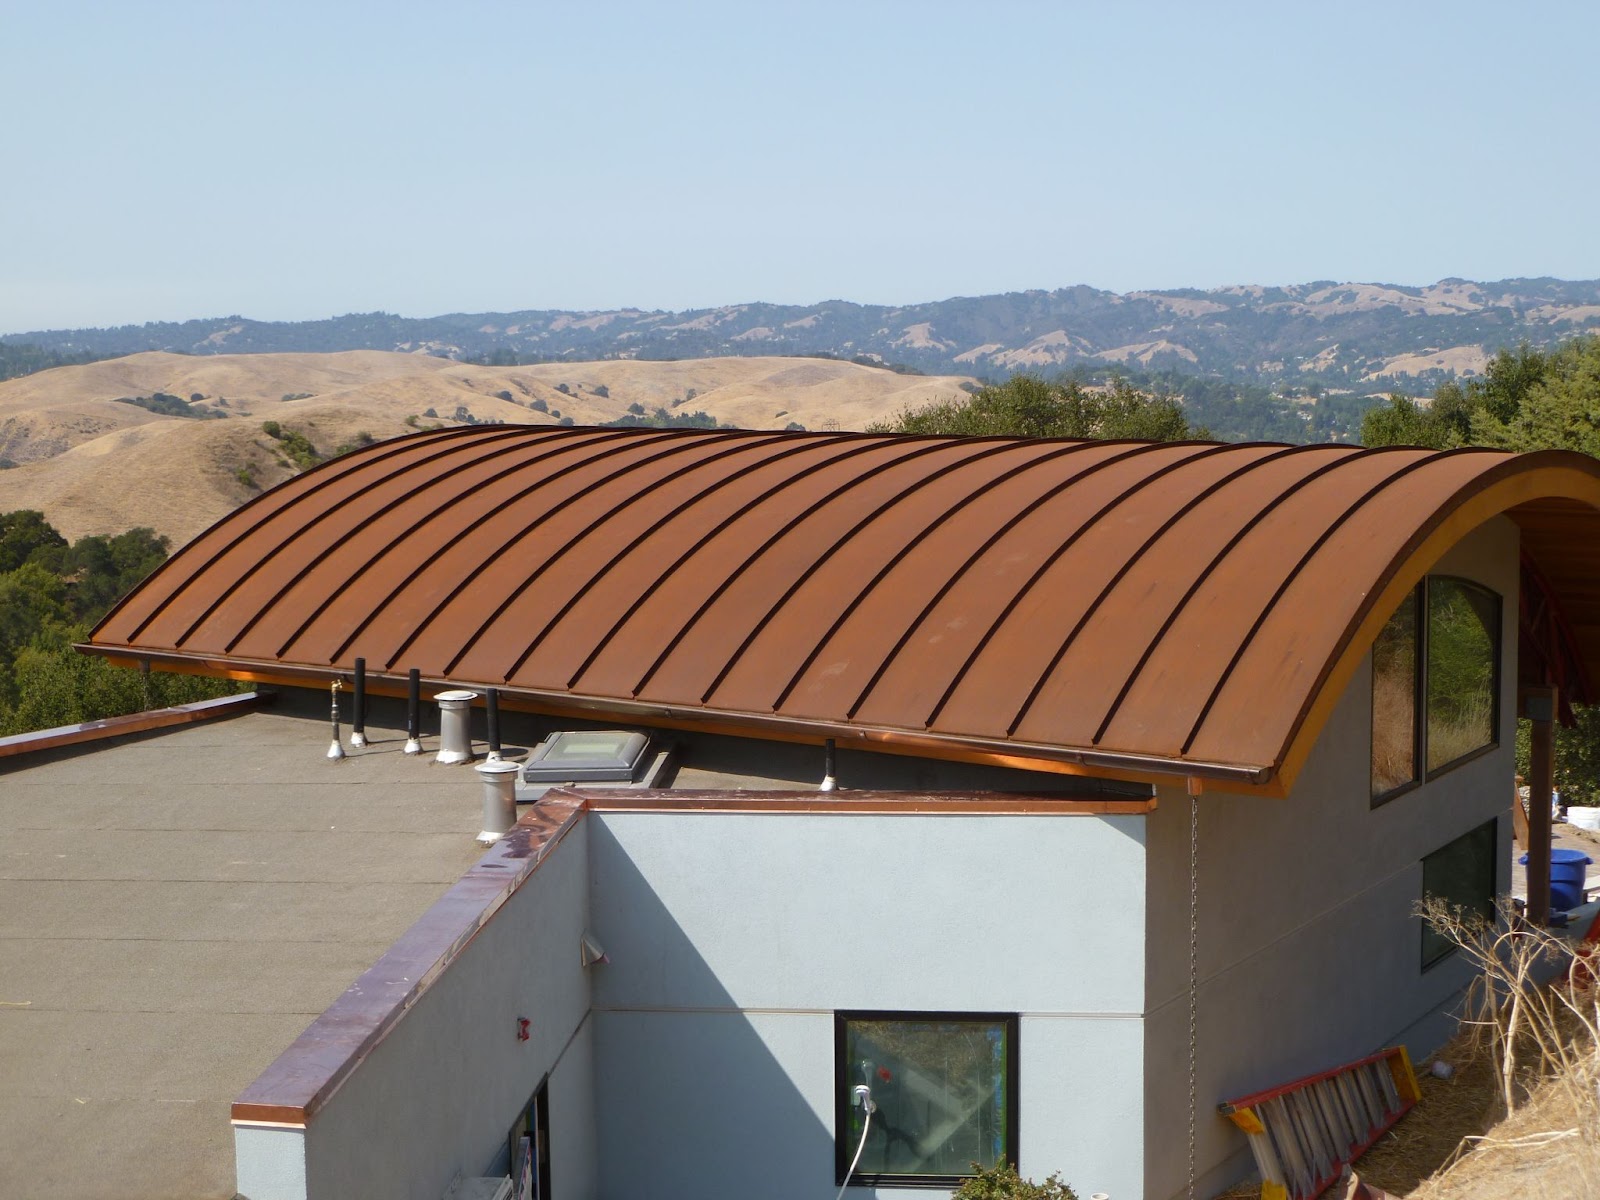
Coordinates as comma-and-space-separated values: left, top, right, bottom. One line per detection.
435, 690, 480, 765
404, 669, 423, 755
819, 737, 838, 792
474, 759, 521, 845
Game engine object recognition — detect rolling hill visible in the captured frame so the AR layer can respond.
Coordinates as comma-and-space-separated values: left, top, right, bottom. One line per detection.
9, 277, 1600, 394
0, 352, 975, 543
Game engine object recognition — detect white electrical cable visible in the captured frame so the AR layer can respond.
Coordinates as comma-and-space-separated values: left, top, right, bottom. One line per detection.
834, 1107, 873, 1200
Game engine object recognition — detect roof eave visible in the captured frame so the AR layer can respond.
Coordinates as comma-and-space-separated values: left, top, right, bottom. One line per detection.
75, 643, 1282, 795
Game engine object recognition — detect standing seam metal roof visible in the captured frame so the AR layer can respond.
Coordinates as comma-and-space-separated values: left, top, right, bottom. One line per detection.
87, 426, 1600, 793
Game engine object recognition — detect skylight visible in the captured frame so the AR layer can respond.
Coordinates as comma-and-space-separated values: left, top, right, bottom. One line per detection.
522, 730, 650, 784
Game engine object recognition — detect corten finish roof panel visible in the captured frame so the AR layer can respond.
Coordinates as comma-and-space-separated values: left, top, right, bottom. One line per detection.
536, 437, 897, 696
930, 444, 1290, 740
1013, 444, 1367, 751
89, 427, 1600, 790
847, 442, 1222, 730
1087, 448, 1404, 755
707, 440, 1072, 715
773, 441, 1126, 720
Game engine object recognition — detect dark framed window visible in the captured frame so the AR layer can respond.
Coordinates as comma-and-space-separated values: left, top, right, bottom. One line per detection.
1371, 577, 1501, 805
1421, 818, 1498, 968
834, 1012, 1018, 1189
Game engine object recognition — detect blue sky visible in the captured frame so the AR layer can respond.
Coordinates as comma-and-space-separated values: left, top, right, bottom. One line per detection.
4, 0, 1598, 333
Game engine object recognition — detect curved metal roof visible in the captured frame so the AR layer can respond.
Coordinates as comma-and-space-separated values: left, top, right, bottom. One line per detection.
87, 426, 1600, 793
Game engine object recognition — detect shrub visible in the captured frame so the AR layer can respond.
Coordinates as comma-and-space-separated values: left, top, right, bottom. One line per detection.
952, 1163, 1078, 1200
530, 397, 548, 414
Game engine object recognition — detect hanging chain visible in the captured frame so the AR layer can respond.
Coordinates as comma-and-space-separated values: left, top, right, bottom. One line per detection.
1187, 791, 1200, 1200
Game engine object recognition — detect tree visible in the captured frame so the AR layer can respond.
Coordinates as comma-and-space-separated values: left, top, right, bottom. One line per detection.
1472, 336, 1600, 454
1360, 392, 1459, 449
0, 509, 67, 573
1359, 338, 1594, 452
868, 374, 1202, 441
0, 511, 239, 733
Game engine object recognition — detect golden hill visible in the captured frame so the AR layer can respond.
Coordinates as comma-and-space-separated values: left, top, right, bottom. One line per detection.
0, 351, 975, 544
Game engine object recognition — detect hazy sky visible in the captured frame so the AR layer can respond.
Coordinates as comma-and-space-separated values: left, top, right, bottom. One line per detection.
5, 0, 1598, 333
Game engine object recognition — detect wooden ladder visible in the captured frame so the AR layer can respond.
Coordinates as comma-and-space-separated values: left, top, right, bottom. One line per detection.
1218, 1046, 1421, 1200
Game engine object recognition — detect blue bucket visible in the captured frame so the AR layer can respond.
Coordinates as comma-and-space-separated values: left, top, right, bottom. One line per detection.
1521, 849, 1593, 910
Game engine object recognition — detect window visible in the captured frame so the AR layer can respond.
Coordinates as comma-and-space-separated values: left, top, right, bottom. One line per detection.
1371, 577, 1501, 804
1421, 818, 1498, 968
834, 1012, 1017, 1189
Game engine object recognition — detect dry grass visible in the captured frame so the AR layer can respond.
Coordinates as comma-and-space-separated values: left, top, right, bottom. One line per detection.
0, 352, 976, 544
1213, 904, 1600, 1199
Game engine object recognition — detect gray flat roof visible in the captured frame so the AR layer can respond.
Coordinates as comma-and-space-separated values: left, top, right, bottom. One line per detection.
0, 697, 491, 1200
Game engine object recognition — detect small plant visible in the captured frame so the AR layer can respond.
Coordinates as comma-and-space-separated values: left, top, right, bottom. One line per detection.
333, 431, 376, 457
234, 466, 257, 490
952, 1162, 1078, 1200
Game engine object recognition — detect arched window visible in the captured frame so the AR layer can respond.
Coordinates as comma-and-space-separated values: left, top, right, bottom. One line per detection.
1371, 576, 1501, 804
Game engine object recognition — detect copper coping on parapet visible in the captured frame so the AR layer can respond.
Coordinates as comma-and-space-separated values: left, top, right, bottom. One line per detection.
87, 426, 1600, 795
230, 788, 1123, 1126
231, 794, 587, 1126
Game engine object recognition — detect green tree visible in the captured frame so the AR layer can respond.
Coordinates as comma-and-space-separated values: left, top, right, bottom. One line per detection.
1471, 336, 1600, 454
868, 374, 1201, 441
0, 509, 68, 573
0, 511, 240, 733
1360, 392, 1462, 449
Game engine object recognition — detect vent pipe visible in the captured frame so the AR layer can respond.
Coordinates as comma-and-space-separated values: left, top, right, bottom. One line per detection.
326, 679, 345, 761
819, 737, 837, 792
435, 690, 479, 765
485, 688, 503, 762
350, 657, 368, 748
404, 669, 423, 755
474, 759, 521, 844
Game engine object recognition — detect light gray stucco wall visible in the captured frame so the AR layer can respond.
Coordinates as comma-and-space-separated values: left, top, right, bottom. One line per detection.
587, 809, 1148, 1200
238, 817, 596, 1200
1142, 516, 1520, 1200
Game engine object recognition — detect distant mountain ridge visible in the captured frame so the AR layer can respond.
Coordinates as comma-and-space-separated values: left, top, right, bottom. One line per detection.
9, 277, 1600, 392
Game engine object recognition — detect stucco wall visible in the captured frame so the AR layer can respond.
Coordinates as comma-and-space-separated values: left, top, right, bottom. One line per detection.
238, 817, 596, 1200
587, 809, 1148, 1200
1142, 516, 1520, 1200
